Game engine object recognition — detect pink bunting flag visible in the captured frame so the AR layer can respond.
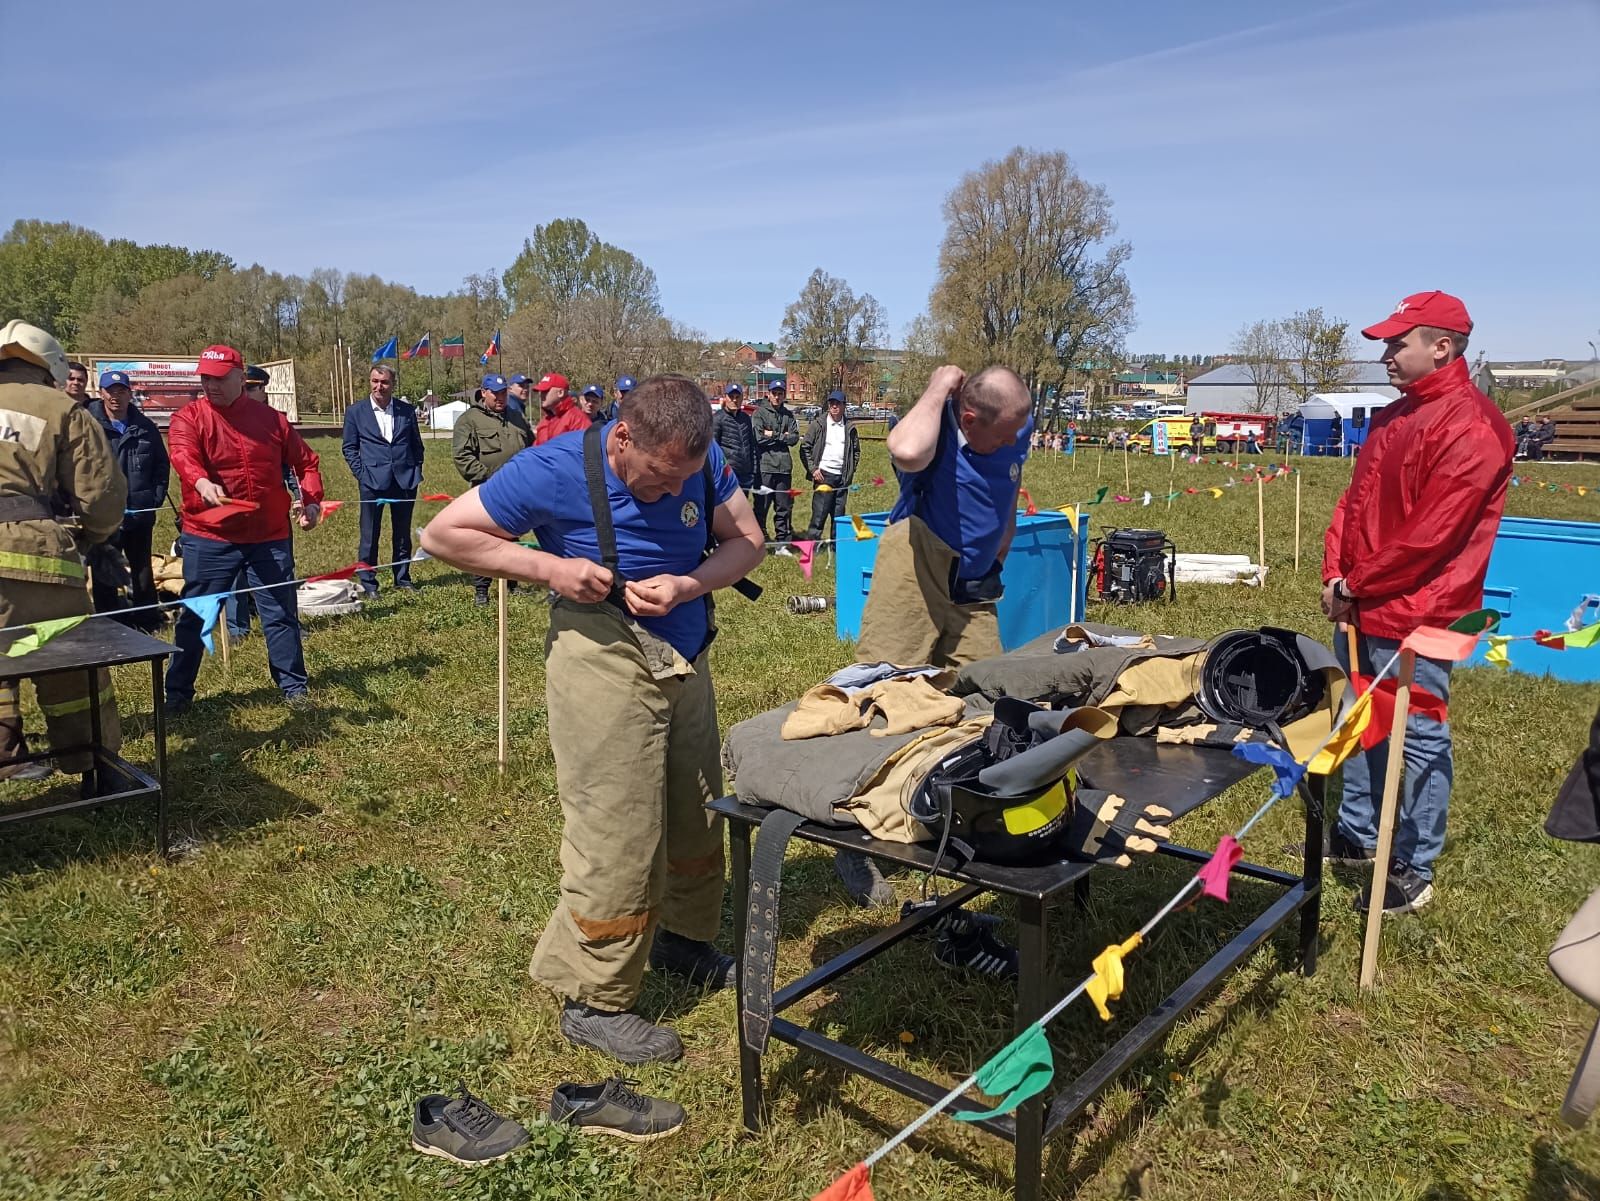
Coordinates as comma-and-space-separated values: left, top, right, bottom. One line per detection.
318, 500, 344, 515
1018, 487, 1038, 516
1400, 624, 1481, 663
871, 476, 885, 487
810, 1164, 874, 1201
1114, 493, 1131, 503
1196, 835, 1244, 903
308, 561, 372, 582
794, 540, 816, 580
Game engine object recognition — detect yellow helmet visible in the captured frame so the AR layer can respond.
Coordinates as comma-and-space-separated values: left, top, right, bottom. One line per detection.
0, 320, 68, 384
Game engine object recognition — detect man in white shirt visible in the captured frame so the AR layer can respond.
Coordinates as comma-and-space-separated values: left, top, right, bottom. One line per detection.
799, 390, 860, 542
341, 364, 426, 596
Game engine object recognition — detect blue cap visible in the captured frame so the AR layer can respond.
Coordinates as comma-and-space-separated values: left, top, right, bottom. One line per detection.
768, 378, 786, 392
826, 390, 846, 404
727, 383, 743, 395
100, 370, 132, 390
582, 384, 603, 398
481, 374, 507, 391
508, 373, 531, 386
615, 375, 636, 393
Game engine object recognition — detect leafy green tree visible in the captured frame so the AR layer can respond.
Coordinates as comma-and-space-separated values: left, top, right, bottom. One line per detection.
779, 268, 886, 403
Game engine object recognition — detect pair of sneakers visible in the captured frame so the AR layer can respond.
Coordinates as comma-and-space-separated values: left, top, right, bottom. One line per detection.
1327, 830, 1434, 916
412, 1078, 685, 1165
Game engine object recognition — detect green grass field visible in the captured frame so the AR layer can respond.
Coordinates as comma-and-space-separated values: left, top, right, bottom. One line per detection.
4, 437, 1600, 1200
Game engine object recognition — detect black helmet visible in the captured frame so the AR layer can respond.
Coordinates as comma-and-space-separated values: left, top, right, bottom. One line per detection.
1196, 627, 1327, 728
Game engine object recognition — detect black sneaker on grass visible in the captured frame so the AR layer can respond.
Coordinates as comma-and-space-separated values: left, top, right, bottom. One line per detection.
560, 1001, 684, 1064
549, 1077, 686, 1143
933, 923, 1019, 980
835, 849, 896, 908
1327, 829, 1377, 866
411, 1081, 530, 1166
901, 898, 1005, 940
1354, 863, 1434, 917
648, 929, 735, 991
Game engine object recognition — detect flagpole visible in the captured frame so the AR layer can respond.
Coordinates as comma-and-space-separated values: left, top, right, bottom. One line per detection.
497, 577, 509, 775
428, 333, 435, 400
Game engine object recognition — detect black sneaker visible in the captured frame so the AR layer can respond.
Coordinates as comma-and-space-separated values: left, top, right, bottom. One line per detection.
1354, 863, 1434, 917
164, 698, 192, 718
835, 849, 895, 908
411, 1081, 530, 1166
648, 929, 735, 991
901, 898, 1005, 941
933, 923, 1019, 980
549, 1077, 686, 1143
474, 589, 490, 607
559, 1001, 683, 1064
1327, 829, 1377, 866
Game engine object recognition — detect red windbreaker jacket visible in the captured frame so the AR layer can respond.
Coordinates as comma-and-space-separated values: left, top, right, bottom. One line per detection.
168, 393, 324, 544
534, 395, 592, 446
1323, 357, 1515, 640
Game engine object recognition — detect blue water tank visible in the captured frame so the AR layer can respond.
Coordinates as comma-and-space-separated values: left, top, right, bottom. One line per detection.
1473, 516, 1600, 681
834, 510, 1090, 650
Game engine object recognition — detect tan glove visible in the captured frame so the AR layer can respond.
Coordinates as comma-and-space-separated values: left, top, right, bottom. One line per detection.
1068, 790, 1173, 868
863, 676, 965, 737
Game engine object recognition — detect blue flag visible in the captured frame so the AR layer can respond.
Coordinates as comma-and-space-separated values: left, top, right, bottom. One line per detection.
372, 336, 398, 362
1231, 741, 1307, 801
179, 593, 228, 654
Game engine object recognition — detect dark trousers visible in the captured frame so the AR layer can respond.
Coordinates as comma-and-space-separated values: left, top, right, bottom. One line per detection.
803, 472, 847, 541
227, 568, 255, 638
168, 535, 306, 702
754, 472, 793, 542
357, 489, 415, 593
89, 515, 157, 624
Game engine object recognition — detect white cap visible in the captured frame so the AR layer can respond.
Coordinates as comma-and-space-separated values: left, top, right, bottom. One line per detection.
0, 320, 68, 384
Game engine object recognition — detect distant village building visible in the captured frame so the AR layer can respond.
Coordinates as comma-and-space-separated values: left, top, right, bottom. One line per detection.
1183, 361, 1398, 414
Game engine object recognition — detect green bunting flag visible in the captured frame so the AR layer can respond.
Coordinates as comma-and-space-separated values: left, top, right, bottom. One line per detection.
1086, 486, 1109, 505
3, 615, 89, 657
952, 1025, 1055, 1122
1563, 624, 1600, 649
1447, 608, 1502, 635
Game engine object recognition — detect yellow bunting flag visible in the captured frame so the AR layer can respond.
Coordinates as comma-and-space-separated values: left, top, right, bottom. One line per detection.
1086, 933, 1143, 1021
1308, 689, 1373, 775
1208, 487, 1223, 499
1060, 504, 1078, 528
3, 615, 89, 657
1485, 634, 1512, 670
848, 515, 875, 541
815, 484, 835, 493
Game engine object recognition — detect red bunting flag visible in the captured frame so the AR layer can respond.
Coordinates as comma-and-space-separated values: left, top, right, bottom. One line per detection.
810, 1164, 874, 1201
1018, 487, 1038, 516
1535, 629, 1568, 650
1400, 625, 1481, 663
871, 476, 885, 487
308, 561, 372, 582
317, 500, 344, 516
421, 493, 454, 502
1350, 672, 1449, 749
786, 488, 804, 497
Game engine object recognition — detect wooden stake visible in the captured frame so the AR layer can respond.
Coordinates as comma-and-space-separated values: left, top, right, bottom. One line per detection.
1360, 648, 1415, 990
218, 619, 231, 673
1294, 472, 1303, 573
1256, 472, 1266, 583
1123, 446, 1131, 494
496, 577, 509, 775
1096, 440, 1104, 481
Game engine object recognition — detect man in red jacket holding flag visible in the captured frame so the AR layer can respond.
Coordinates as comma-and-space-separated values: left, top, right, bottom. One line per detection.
166, 345, 325, 714
1321, 292, 1514, 916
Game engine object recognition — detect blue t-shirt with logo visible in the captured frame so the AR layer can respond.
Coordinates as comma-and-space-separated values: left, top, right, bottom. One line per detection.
888, 404, 1032, 579
479, 422, 739, 658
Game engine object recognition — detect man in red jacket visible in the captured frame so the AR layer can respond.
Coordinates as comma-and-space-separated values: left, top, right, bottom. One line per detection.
165, 345, 325, 714
533, 372, 589, 445
1322, 291, 1515, 916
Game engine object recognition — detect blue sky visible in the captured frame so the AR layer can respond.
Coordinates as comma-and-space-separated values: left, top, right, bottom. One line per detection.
4, 0, 1596, 360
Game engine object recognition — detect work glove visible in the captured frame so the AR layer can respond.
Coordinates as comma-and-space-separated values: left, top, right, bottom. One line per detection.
1068, 789, 1173, 868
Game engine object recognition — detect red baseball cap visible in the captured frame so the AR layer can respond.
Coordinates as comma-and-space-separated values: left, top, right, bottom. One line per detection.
532, 372, 569, 392
1361, 291, 1473, 341
196, 344, 245, 377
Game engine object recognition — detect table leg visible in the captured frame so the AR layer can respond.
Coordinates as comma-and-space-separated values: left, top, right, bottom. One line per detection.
152, 658, 168, 857
1013, 894, 1049, 1201
87, 663, 103, 797
1300, 773, 1325, 977
730, 819, 765, 1131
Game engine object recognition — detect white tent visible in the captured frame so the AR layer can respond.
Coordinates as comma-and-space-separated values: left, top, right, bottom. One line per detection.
428, 400, 469, 431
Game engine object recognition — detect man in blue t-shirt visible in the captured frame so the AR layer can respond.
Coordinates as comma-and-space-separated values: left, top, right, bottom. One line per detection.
419, 375, 764, 1066
842, 363, 1032, 907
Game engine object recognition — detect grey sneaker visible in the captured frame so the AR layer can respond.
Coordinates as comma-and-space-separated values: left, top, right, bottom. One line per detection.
559, 1001, 684, 1065
648, 929, 735, 990
1354, 863, 1435, 917
4, 760, 54, 782
1327, 829, 1377, 867
835, 849, 895, 908
411, 1081, 530, 1166
549, 1077, 686, 1143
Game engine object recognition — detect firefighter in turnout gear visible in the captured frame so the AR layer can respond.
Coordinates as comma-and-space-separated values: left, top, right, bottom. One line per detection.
0, 320, 128, 782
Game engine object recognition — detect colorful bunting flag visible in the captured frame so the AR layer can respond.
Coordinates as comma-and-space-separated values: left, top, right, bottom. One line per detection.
952, 1025, 1055, 1123
178, 593, 227, 653
1208, 487, 1223, 499
3, 615, 89, 657
1535, 629, 1567, 650
1196, 835, 1244, 903
1350, 673, 1449, 748
1560, 624, 1600, 649
308, 562, 372, 582
1018, 488, 1038, 516
849, 515, 875, 541
810, 1164, 874, 1201
794, 540, 816, 581
1141, 491, 1152, 506
1308, 690, 1372, 774
1447, 609, 1502, 635
871, 476, 885, 487
1086, 486, 1109, 505
421, 492, 455, 502
1485, 634, 1512, 669
1086, 933, 1143, 1021
1401, 625, 1481, 662
318, 500, 344, 516
1231, 741, 1306, 800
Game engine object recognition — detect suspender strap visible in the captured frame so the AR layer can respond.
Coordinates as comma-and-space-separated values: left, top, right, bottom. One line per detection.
582, 423, 630, 609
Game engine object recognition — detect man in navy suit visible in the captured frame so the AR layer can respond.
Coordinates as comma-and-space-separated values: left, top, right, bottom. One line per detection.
342, 364, 425, 596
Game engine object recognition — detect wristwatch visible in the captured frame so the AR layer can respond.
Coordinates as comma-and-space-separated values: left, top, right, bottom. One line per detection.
1334, 578, 1354, 603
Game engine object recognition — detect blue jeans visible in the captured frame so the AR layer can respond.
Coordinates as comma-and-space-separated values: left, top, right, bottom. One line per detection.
226, 567, 255, 638
168, 535, 307, 702
1335, 630, 1453, 879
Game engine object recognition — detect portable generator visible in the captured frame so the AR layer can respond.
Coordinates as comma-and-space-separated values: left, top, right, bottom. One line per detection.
1092, 528, 1177, 604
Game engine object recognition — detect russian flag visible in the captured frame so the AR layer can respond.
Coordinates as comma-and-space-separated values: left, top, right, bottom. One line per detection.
480, 330, 501, 364
401, 332, 430, 360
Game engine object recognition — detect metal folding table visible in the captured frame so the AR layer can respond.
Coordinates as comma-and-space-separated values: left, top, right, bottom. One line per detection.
713, 738, 1324, 1201
0, 621, 173, 854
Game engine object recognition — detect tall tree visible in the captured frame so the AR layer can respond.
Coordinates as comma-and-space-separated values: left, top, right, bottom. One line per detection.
929, 147, 1133, 407
1282, 307, 1357, 402
779, 268, 886, 402
1231, 319, 1292, 414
